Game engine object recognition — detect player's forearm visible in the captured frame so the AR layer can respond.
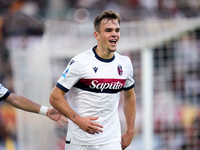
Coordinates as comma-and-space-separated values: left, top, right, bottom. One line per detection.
49, 92, 78, 123
6, 93, 41, 113
123, 89, 136, 134
123, 98, 136, 134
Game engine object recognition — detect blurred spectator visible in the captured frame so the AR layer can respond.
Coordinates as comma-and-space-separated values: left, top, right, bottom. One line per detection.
0, 2, 45, 149
1, 0, 200, 21
2, 12, 44, 37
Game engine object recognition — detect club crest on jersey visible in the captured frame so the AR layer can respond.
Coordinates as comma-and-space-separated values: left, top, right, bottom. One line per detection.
117, 65, 123, 76
62, 68, 69, 78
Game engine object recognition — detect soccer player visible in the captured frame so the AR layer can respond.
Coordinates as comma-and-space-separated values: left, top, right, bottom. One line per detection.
50, 10, 136, 150
0, 83, 68, 127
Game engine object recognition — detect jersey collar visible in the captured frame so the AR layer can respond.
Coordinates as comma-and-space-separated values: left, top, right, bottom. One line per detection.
92, 45, 115, 63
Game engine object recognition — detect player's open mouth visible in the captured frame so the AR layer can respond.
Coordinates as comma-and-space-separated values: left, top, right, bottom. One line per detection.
109, 40, 117, 45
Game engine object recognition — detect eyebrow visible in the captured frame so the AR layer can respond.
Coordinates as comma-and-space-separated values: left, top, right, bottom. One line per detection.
104, 28, 120, 31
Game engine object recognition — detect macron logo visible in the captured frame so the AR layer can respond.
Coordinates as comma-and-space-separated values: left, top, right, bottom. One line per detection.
93, 67, 98, 73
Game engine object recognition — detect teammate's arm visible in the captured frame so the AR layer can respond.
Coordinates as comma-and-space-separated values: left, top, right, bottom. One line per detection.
121, 88, 136, 150
5, 93, 68, 127
6, 93, 41, 113
49, 86, 103, 134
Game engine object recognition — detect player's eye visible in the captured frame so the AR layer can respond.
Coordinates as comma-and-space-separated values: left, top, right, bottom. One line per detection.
115, 28, 120, 32
105, 28, 112, 32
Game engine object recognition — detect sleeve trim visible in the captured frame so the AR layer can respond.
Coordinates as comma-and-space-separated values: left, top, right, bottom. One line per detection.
123, 83, 135, 91
0, 91, 11, 101
56, 82, 69, 93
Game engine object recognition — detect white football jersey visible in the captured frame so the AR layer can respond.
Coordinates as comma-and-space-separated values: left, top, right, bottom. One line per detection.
57, 46, 135, 145
0, 84, 11, 101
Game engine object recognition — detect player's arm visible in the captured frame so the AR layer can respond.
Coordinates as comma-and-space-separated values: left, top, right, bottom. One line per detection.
5, 93, 68, 127
5, 93, 41, 113
121, 88, 136, 150
49, 86, 103, 134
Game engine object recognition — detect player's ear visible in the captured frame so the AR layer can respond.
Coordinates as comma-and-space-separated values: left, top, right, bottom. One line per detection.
94, 31, 99, 40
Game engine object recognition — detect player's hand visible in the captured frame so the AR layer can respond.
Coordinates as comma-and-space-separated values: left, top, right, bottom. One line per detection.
57, 115, 69, 127
46, 106, 68, 127
75, 116, 103, 134
121, 130, 134, 150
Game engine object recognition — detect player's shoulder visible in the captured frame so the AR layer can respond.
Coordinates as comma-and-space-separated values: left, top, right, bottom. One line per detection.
115, 52, 131, 63
72, 48, 93, 62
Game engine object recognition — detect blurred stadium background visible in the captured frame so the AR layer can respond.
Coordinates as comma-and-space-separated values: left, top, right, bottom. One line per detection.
0, 0, 200, 150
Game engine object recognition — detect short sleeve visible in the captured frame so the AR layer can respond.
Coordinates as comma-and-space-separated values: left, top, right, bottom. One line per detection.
57, 58, 82, 92
0, 84, 11, 101
123, 58, 135, 90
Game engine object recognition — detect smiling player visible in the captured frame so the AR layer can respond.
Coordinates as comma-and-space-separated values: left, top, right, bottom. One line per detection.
50, 10, 136, 150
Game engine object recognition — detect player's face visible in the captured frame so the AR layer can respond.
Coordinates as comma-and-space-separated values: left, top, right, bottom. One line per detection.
95, 19, 120, 53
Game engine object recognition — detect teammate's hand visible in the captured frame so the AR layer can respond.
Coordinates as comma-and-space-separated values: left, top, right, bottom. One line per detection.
57, 115, 69, 127
75, 116, 103, 134
46, 106, 68, 127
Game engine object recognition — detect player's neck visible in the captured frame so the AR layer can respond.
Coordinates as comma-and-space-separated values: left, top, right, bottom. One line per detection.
95, 46, 114, 60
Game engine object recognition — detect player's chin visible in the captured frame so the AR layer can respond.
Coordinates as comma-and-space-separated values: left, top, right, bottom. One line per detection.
108, 48, 117, 53
108, 46, 117, 52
